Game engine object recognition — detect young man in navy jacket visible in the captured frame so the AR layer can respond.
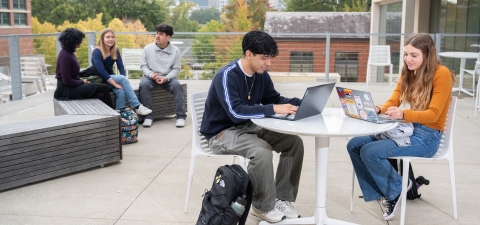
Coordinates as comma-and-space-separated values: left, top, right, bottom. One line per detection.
200, 30, 304, 223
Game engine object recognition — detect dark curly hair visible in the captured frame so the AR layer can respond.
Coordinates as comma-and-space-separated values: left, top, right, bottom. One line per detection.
242, 30, 278, 58
155, 23, 174, 36
58, 28, 85, 52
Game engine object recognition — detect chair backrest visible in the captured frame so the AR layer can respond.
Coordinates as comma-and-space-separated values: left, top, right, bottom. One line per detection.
368, 45, 391, 66
20, 57, 43, 77
433, 96, 457, 159
189, 92, 211, 154
122, 48, 143, 67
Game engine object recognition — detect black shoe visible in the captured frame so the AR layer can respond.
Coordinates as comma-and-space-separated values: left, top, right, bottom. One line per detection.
382, 179, 412, 220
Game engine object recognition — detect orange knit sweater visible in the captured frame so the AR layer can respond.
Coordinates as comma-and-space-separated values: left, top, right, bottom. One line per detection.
380, 65, 452, 132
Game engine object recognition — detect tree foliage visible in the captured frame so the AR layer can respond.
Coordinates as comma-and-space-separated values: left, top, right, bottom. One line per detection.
168, 1, 201, 32
341, 0, 370, 12
189, 7, 221, 24
284, 0, 337, 12
31, 0, 170, 31
247, 0, 269, 30
222, 0, 251, 32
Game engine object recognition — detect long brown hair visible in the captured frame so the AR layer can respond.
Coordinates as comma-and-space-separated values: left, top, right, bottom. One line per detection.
97, 28, 118, 60
399, 33, 453, 111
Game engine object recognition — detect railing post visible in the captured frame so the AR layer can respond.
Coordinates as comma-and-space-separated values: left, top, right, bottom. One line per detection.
8, 35, 22, 101
56, 33, 61, 57
87, 32, 96, 67
325, 33, 331, 82
435, 33, 441, 53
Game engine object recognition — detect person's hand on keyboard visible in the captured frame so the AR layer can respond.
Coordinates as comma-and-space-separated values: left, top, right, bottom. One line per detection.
273, 104, 298, 115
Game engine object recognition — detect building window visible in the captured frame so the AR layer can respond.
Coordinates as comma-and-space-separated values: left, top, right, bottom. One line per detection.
0, 12, 9, 26
335, 52, 359, 82
1, 0, 8, 9
13, 0, 26, 10
290, 52, 313, 72
14, 13, 26, 25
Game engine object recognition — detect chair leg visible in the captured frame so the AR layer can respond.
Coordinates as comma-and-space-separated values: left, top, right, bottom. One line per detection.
399, 159, 410, 225
184, 153, 198, 213
448, 159, 458, 219
350, 170, 356, 212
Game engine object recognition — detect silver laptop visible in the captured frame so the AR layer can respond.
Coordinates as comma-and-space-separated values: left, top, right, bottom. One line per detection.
268, 83, 335, 121
335, 86, 404, 124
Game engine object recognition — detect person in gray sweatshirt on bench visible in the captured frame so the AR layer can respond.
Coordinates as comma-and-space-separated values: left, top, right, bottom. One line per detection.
139, 23, 186, 128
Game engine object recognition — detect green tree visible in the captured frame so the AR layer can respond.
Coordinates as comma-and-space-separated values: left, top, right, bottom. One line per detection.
31, 17, 57, 71
168, 0, 201, 32
247, 0, 269, 30
222, 0, 251, 32
192, 20, 225, 63
284, 0, 337, 12
341, 0, 370, 12
189, 7, 221, 24
31, 0, 169, 31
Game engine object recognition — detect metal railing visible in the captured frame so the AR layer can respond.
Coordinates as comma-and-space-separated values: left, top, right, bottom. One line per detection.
1, 32, 479, 101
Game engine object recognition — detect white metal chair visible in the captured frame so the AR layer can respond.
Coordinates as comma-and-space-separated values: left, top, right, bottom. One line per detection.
350, 97, 458, 225
20, 57, 47, 93
184, 92, 247, 213
122, 48, 143, 78
460, 52, 480, 114
366, 45, 394, 86
475, 61, 480, 116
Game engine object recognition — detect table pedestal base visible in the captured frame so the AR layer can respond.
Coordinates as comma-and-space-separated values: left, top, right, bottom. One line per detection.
259, 136, 358, 225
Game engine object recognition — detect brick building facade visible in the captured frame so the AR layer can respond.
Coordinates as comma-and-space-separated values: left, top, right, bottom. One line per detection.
0, 0, 33, 56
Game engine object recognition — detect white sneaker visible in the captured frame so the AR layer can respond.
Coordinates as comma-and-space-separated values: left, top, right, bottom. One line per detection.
251, 206, 285, 223
275, 200, 300, 219
135, 104, 152, 116
176, 119, 185, 128
143, 119, 153, 128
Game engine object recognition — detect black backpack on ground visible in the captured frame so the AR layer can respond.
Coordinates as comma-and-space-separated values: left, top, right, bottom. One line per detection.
196, 164, 252, 225
388, 159, 429, 200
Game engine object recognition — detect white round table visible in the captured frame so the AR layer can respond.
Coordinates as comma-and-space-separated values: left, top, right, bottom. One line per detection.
439, 52, 479, 96
251, 108, 397, 225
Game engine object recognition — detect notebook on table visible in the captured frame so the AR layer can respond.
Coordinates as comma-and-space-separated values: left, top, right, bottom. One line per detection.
335, 86, 404, 124
268, 82, 335, 121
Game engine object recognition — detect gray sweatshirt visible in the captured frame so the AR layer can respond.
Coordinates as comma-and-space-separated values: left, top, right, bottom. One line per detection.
375, 123, 414, 146
140, 41, 181, 81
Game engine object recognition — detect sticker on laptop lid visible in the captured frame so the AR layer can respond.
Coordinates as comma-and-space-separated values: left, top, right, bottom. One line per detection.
345, 98, 359, 118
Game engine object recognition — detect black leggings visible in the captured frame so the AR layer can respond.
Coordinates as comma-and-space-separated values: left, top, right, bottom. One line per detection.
93, 83, 113, 109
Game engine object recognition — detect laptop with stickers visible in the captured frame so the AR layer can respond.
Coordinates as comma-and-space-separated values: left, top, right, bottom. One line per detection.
268, 82, 335, 121
335, 86, 404, 124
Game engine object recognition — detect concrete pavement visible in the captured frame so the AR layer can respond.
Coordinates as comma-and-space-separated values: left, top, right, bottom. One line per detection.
0, 80, 479, 225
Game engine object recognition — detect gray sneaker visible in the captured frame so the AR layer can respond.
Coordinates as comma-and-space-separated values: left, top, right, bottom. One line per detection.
143, 119, 153, 128
135, 104, 152, 116
251, 206, 285, 223
275, 200, 300, 219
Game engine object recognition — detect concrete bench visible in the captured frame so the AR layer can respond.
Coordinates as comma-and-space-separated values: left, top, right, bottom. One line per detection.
109, 83, 188, 119
269, 72, 341, 83
0, 114, 121, 191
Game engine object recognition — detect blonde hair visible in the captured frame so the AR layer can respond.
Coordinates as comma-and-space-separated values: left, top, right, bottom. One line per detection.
399, 33, 454, 111
97, 28, 118, 60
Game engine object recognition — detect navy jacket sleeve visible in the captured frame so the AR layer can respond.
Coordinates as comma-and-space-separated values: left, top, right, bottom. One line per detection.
92, 49, 111, 82
116, 48, 125, 76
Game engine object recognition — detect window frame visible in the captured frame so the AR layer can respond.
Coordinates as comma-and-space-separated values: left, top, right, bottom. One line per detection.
0, 12, 9, 26
13, 0, 26, 10
290, 51, 314, 73
13, 13, 26, 26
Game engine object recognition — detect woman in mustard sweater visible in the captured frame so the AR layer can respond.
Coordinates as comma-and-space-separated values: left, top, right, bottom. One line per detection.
346, 33, 454, 220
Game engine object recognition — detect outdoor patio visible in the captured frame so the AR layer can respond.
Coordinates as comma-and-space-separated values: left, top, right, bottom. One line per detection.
0, 79, 479, 225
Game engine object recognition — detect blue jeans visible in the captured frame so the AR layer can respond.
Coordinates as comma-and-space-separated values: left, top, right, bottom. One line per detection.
347, 123, 442, 202
107, 75, 141, 109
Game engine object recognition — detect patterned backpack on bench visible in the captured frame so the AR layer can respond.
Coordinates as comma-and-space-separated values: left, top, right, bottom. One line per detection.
116, 107, 139, 144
